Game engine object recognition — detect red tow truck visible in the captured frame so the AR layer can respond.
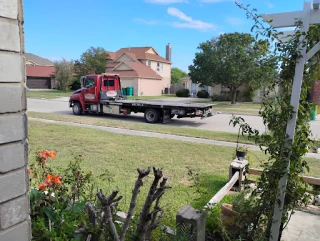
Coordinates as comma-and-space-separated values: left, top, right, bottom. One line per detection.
69, 74, 213, 124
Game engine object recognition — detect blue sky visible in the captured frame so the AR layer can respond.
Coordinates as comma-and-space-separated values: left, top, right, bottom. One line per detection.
24, 0, 303, 72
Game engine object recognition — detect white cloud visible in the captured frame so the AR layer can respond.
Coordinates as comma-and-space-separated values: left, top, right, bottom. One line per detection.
167, 7, 218, 31
133, 18, 159, 25
264, 1, 274, 9
225, 16, 247, 26
199, 0, 234, 3
145, 0, 188, 4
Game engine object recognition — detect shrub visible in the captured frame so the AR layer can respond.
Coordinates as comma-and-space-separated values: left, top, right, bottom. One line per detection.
29, 150, 97, 241
29, 150, 170, 241
211, 92, 231, 102
69, 78, 81, 90
197, 90, 209, 98
176, 88, 190, 97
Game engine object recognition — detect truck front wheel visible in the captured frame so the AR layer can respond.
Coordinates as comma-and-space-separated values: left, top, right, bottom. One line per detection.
144, 109, 161, 123
72, 102, 83, 115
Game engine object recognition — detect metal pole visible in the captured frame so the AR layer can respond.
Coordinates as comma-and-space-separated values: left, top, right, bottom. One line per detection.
269, 2, 311, 240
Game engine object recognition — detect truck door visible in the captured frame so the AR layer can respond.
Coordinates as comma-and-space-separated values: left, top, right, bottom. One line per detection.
83, 77, 97, 103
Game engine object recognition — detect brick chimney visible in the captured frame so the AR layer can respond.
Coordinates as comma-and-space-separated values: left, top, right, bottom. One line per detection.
166, 43, 172, 62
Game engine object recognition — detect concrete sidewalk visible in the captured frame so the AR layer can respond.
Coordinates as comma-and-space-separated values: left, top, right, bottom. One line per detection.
282, 210, 320, 241
28, 117, 320, 160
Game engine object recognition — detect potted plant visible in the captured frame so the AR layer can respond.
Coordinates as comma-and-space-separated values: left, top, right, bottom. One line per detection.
236, 146, 248, 159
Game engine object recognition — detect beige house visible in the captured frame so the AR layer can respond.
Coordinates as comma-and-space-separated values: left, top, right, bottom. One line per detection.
105, 45, 172, 96
181, 76, 251, 101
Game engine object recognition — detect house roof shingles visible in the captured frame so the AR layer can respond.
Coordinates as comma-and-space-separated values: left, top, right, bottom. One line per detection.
106, 61, 162, 80
115, 47, 170, 64
105, 46, 170, 79
26, 66, 55, 77
25, 53, 54, 66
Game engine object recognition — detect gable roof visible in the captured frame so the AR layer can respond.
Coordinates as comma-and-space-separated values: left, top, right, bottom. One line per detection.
113, 52, 136, 62
109, 61, 162, 79
112, 47, 170, 64
25, 53, 54, 66
26, 66, 55, 77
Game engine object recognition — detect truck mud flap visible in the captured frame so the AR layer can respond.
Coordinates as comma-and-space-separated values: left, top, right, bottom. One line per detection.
162, 109, 171, 124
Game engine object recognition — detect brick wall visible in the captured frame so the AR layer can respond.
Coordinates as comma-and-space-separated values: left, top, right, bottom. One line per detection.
0, 0, 30, 240
311, 80, 320, 104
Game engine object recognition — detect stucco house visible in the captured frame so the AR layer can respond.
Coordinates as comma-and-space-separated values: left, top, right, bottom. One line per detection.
105, 45, 172, 96
25, 53, 56, 89
181, 76, 257, 102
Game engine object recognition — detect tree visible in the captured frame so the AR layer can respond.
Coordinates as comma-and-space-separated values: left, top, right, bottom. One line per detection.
54, 58, 74, 92
71, 47, 108, 90
188, 32, 277, 104
78, 46, 108, 75
171, 67, 188, 84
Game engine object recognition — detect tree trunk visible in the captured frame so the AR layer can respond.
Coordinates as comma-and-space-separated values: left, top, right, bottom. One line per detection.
231, 89, 237, 104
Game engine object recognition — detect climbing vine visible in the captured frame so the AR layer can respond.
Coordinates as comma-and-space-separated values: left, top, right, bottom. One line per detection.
228, 3, 320, 240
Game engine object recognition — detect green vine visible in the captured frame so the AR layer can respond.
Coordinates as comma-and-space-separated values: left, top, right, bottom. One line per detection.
227, 3, 320, 240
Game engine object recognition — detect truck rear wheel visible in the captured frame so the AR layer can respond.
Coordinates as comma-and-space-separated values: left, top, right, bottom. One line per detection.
72, 102, 83, 115
144, 109, 161, 123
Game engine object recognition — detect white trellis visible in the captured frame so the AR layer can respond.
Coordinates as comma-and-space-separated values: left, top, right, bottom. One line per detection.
261, 1, 320, 240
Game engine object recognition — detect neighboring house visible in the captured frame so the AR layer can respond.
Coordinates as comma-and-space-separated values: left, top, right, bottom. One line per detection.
25, 53, 56, 89
180, 76, 254, 101
105, 45, 172, 96
181, 76, 235, 97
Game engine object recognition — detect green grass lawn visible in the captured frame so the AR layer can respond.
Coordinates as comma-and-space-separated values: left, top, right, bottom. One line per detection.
28, 111, 255, 145
28, 120, 320, 227
26, 90, 74, 99
196, 101, 261, 115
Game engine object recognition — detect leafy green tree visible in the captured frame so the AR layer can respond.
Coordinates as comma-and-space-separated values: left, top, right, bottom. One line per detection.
71, 47, 108, 90
189, 32, 277, 104
79, 47, 108, 74
171, 67, 188, 84
54, 58, 74, 92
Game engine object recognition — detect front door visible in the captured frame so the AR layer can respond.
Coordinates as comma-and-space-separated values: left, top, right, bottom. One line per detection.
83, 77, 96, 102
191, 83, 197, 96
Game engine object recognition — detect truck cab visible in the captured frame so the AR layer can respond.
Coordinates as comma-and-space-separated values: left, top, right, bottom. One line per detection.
69, 74, 124, 115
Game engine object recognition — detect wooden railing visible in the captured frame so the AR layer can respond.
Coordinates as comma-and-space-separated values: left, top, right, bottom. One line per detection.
204, 171, 239, 209
248, 168, 320, 186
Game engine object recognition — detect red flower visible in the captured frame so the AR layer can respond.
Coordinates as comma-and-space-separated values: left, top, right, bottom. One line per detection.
45, 174, 62, 186
28, 169, 32, 175
49, 151, 56, 158
39, 183, 47, 191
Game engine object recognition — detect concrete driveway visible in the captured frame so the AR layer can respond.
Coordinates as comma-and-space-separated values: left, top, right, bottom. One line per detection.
27, 98, 320, 138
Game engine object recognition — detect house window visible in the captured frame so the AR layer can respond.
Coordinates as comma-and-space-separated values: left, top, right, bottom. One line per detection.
147, 59, 151, 67
157, 62, 163, 72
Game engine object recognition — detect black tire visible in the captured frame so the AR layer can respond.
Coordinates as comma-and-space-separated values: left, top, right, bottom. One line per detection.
144, 109, 161, 123
170, 114, 175, 119
72, 102, 83, 115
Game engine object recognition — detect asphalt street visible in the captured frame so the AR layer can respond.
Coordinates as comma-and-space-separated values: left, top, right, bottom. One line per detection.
27, 97, 320, 138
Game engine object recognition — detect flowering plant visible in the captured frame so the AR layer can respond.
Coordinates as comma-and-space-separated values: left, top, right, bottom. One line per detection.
29, 150, 96, 241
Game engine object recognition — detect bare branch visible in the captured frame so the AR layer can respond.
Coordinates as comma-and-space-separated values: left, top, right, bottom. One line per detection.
136, 167, 163, 240
85, 202, 96, 227
120, 167, 151, 241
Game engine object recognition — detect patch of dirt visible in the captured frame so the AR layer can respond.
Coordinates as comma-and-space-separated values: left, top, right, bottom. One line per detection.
179, 178, 193, 186
296, 205, 320, 216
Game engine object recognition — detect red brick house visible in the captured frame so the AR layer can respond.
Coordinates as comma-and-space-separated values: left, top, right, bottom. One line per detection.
25, 53, 56, 89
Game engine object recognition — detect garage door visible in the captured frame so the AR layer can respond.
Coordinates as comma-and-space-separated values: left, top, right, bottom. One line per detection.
27, 78, 51, 89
